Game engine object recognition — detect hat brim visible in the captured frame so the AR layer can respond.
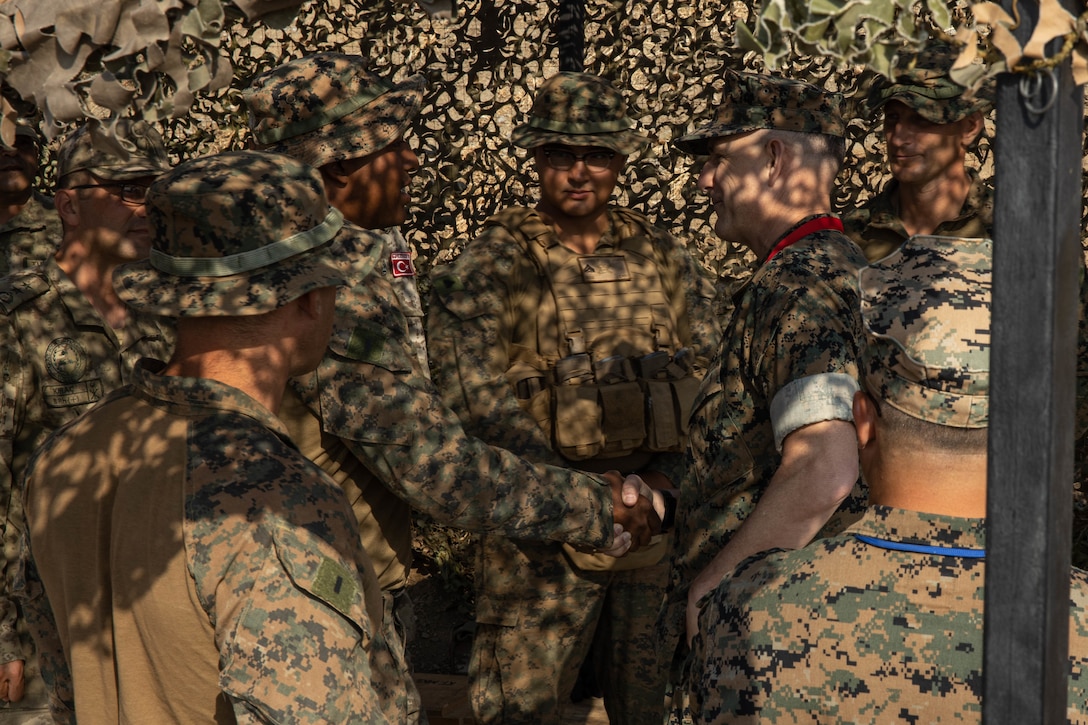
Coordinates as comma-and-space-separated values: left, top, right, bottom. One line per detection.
114, 232, 354, 318
674, 122, 767, 155
868, 87, 992, 125
511, 126, 647, 156
263, 75, 426, 169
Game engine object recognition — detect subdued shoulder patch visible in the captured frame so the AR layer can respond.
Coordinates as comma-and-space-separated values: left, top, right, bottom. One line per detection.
431, 271, 465, 296
312, 557, 358, 616
345, 326, 386, 365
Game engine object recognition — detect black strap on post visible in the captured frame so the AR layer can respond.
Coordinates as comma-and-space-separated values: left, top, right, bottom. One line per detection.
984, 0, 1083, 722
556, 0, 585, 72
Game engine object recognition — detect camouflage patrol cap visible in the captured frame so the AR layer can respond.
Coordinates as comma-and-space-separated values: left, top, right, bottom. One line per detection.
243, 53, 426, 169
860, 235, 992, 428
675, 71, 845, 155
868, 41, 994, 124
114, 150, 349, 318
56, 118, 171, 182
511, 72, 648, 155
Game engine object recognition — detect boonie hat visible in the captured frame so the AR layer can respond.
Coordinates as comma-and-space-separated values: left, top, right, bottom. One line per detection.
114, 150, 349, 318
243, 52, 426, 169
56, 118, 171, 181
868, 41, 994, 124
511, 72, 648, 155
675, 71, 845, 155
859, 235, 992, 428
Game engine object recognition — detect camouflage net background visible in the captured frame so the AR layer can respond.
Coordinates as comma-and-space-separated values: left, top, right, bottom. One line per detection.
18, 0, 996, 305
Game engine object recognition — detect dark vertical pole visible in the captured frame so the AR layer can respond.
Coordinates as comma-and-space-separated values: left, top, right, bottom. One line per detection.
984, 0, 1084, 722
556, 0, 585, 72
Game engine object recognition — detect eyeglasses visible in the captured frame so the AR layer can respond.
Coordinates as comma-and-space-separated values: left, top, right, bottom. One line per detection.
65, 182, 150, 206
540, 148, 617, 171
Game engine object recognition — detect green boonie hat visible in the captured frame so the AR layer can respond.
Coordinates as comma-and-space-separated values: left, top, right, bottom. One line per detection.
675, 71, 845, 155
56, 118, 171, 182
511, 72, 648, 155
860, 235, 992, 428
243, 52, 426, 169
113, 150, 349, 318
868, 41, 994, 124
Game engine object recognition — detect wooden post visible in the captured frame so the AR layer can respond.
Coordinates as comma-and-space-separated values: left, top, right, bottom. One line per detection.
556, 0, 585, 72
984, 0, 1084, 721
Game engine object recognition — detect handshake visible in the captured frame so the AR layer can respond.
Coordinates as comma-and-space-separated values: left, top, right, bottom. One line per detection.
598, 470, 677, 558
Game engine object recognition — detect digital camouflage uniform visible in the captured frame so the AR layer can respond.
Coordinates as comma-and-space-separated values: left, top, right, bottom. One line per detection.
428, 73, 721, 725
0, 194, 60, 278
660, 72, 870, 720
0, 119, 173, 725
691, 236, 1088, 723
19, 150, 411, 723
21, 363, 406, 724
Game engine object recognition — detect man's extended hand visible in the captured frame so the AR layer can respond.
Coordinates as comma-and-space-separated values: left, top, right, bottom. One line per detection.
0, 659, 25, 703
604, 470, 662, 551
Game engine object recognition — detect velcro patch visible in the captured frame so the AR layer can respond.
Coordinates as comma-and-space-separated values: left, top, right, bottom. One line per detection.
312, 557, 357, 615
580, 256, 630, 282
346, 327, 386, 364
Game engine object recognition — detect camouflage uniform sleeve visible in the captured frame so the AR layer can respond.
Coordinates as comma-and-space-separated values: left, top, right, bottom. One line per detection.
11, 531, 75, 723
305, 345, 615, 548
428, 228, 568, 465
186, 435, 397, 725
757, 246, 864, 406
0, 319, 26, 666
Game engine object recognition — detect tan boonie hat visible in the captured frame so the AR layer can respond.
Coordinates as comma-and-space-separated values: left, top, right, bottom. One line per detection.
859, 235, 992, 428
114, 150, 349, 318
868, 41, 994, 124
56, 118, 171, 182
243, 52, 426, 169
675, 71, 845, 155
511, 72, 648, 155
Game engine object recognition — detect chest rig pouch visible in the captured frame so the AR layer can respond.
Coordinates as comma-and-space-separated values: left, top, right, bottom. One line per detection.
495, 208, 701, 463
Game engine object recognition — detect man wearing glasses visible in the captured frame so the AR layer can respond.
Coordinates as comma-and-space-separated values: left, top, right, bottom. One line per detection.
0, 118, 174, 723
428, 72, 720, 725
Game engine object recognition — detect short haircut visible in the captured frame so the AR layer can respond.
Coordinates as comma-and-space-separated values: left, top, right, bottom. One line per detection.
874, 396, 989, 454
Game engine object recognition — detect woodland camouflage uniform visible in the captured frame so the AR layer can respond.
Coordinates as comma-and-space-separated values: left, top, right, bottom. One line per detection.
428, 72, 720, 725
0, 119, 173, 724
19, 151, 409, 723
659, 72, 870, 721
243, 55, 643, 724
690, 236, 1088, 723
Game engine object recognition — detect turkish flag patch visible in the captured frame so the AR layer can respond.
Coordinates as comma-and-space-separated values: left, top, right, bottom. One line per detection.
391, 252, 416, 278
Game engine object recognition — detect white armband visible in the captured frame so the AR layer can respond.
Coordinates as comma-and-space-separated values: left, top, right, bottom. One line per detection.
769, 373, 859, 451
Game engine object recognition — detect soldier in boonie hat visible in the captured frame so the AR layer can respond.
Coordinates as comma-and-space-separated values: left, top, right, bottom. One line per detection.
859, 235, 991, 427
56, 118, 171, 183
675, 70, 845, 155
867, 41, 994, 125
243, 53, 425, 173
114, 150, 349, 317
510, 71, 648, 155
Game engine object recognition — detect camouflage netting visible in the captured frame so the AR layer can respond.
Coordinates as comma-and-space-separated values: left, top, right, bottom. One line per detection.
15, 0, 997, 304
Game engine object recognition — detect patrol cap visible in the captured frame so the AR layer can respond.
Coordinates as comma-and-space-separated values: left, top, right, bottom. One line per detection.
243, 52, 426, 169
511, 72, 648, 155
114, 150, 349, 318
859, 235, 991, 428
56, 118, 171, 182
675, 71, 845, 155
868, 41, 994, 124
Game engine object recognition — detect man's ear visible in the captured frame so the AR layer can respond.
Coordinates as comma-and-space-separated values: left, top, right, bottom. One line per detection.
853, 389, 878, 450
764, 136, 787, 184
53, 188, 80, 227
320, 160, 352, 190
960, 111, 985, 148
